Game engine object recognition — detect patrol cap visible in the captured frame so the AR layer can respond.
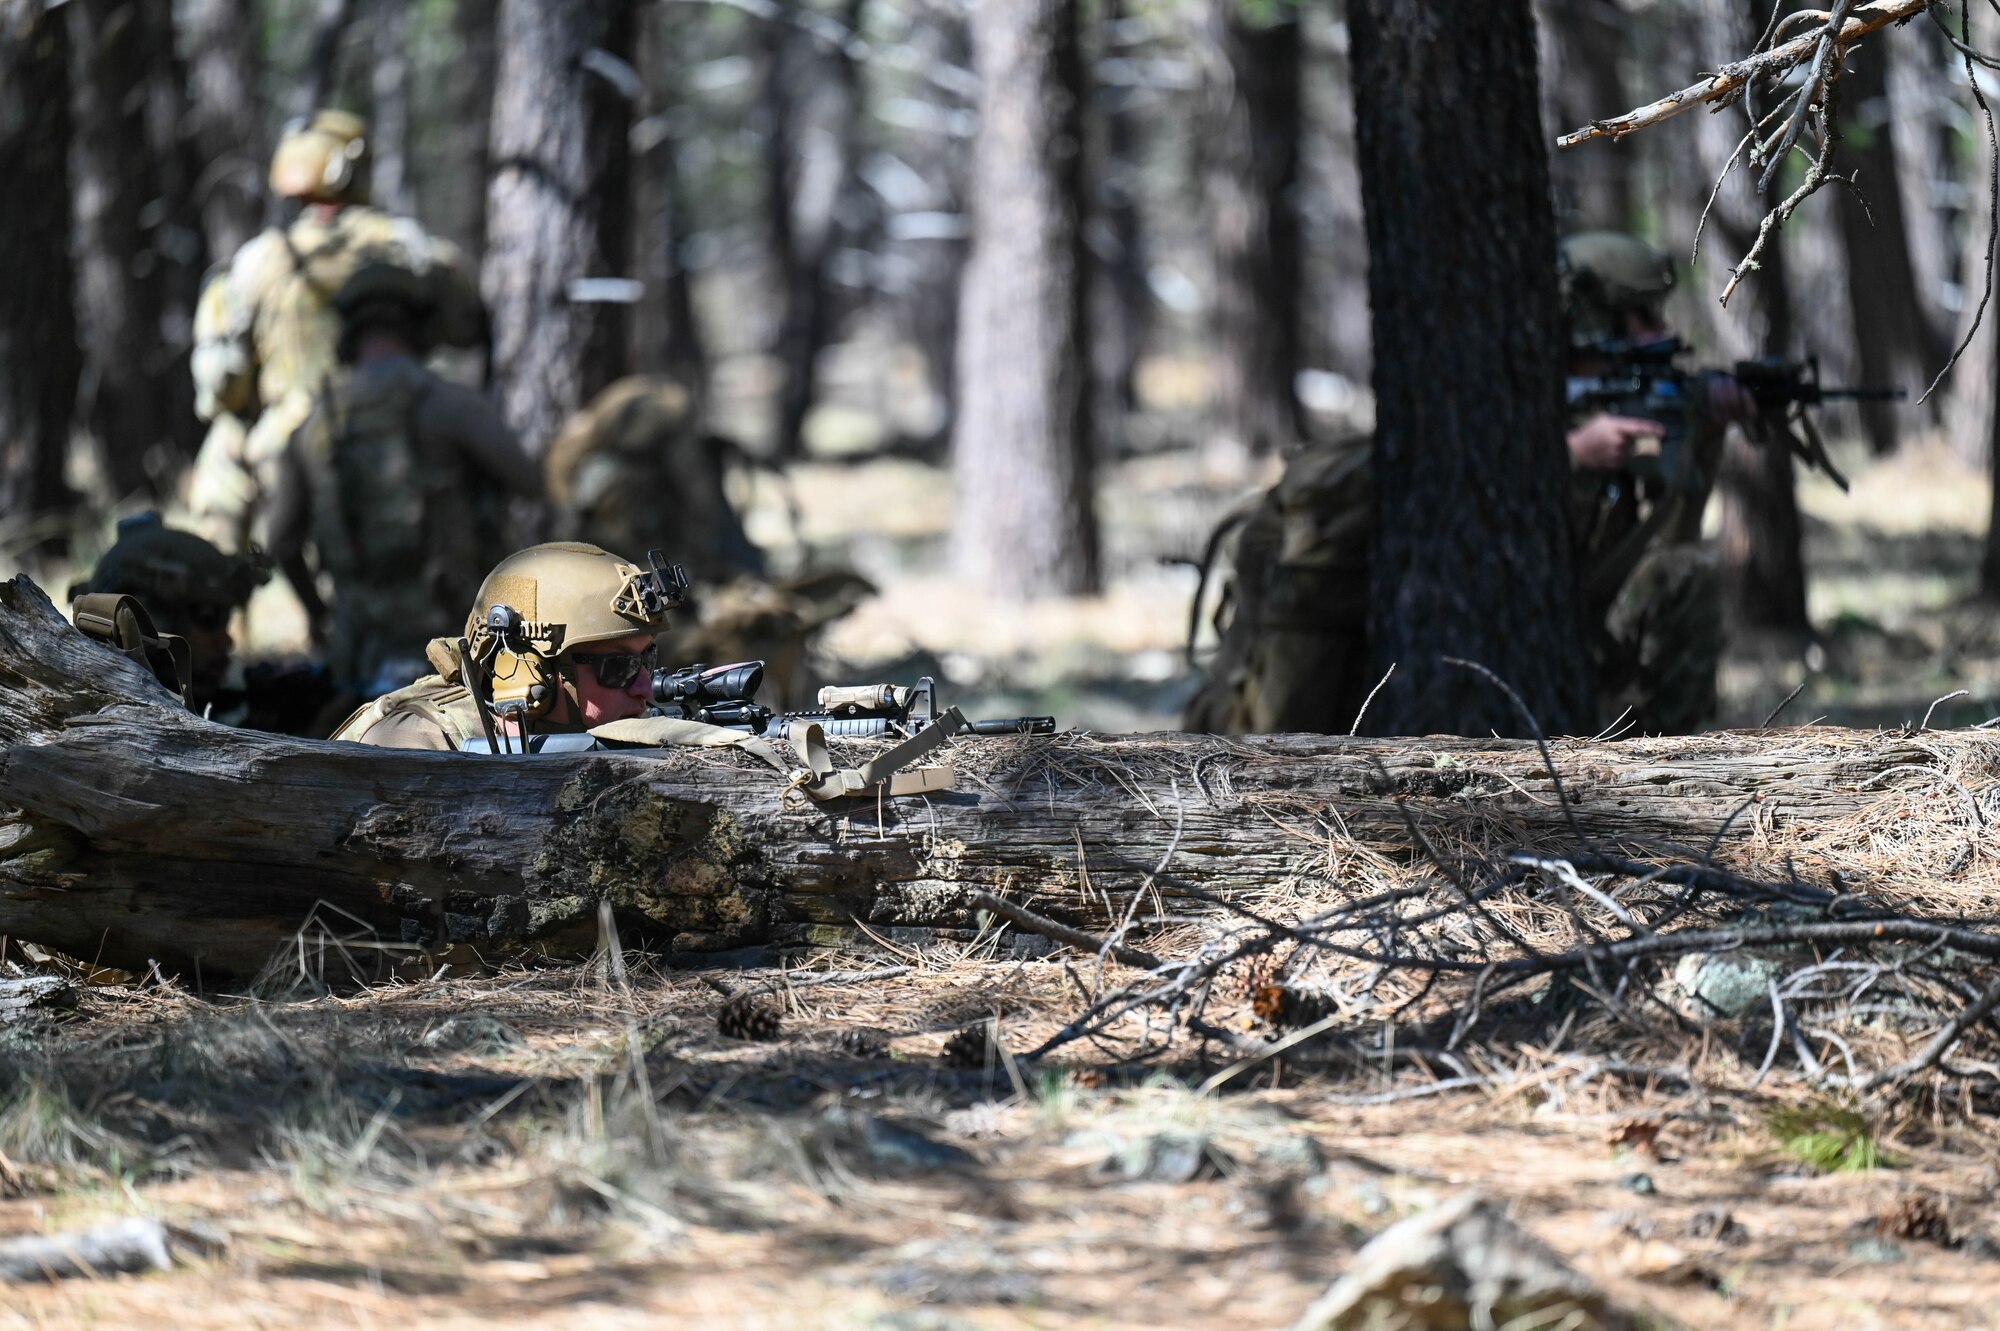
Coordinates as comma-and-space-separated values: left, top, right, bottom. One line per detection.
68, 513, 270, 613
1559, 231, 1676, 347
271, 109, 370, 204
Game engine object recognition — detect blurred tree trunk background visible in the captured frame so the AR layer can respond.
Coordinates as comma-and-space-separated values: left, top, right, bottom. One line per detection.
0, 0, 80, 550
950, 0, 1098, 599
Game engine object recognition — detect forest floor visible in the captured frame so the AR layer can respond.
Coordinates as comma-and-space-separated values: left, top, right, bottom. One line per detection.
10, 409, 2000, 1325
2, 945, 1996, 1330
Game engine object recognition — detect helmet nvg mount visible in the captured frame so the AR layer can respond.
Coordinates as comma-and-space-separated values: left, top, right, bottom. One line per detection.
1558, 231, 1676, 350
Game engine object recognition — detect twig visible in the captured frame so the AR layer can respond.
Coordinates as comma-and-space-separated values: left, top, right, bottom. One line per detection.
1349, 664, 1396, 737
1761, 679, 1810, 728
970, 891, 1164, 971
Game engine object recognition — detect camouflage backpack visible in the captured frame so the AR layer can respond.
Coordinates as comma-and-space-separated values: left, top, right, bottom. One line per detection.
299, 360, 495, 688
1183, 434, 1376, 736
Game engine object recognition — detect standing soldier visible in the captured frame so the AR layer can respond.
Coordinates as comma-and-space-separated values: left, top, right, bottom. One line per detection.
186, 110, 485, 555
265, 263, 542, 702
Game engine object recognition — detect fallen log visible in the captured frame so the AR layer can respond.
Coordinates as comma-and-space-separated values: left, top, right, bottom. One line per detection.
0, 576, 1993, 980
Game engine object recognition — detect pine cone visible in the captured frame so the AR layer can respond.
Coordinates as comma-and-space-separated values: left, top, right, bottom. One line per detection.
1878, 1192, 1952, 1245
1252, 983, 1337, 1029
716, 992, 783, 1042
833, 1026, 890, 1059
942, 1021, 1001, 1068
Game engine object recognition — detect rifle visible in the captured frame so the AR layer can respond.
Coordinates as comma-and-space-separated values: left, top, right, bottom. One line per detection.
651, 659, 1056, 739
1565, 337, 1897, 496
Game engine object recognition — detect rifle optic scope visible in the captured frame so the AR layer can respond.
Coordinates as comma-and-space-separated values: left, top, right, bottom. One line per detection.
652, 659, 765, 709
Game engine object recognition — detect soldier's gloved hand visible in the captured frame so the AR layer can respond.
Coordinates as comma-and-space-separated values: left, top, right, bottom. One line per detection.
1567, 414, 1665, 471
1703, 372, 1760, 428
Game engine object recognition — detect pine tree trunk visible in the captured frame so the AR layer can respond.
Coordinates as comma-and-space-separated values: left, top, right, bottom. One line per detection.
1200, 0, 1304, 457
1535, 0, 1631, 231
950, 0, 1099, 599
66, 0, 201, 500
443, 0, 497, 261
1656, 0, 1810, 636
761, 1, 863, 460
1348, 0, 1589, 737
581, 0, 638, 404
630, 1, 705, 390
178, 0, 263, 261
1831, 49, 1941, 455
1311, 9, 1370, 387
1089, 0, 1147, 428
0, 0, 80, 545
484, 0, 631, 453
368, 0, 412, 215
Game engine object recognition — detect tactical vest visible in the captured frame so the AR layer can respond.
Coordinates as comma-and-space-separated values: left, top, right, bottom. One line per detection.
299, 360, 492, 690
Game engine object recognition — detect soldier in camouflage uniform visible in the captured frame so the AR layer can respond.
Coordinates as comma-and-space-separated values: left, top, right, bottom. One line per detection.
333, 542, 676, 751
186, 110, 484, 554
1187, 232, 1754, 737
68, 513, 270, 713
266, 263, 542, 699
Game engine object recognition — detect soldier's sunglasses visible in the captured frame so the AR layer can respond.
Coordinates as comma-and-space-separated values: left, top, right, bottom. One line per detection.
570, 643, 658, 689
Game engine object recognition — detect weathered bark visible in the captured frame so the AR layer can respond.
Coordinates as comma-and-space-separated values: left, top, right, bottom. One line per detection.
0, 0, 80, 545
762, 0, 864, 460
484, 0, 632, 453
1200, 0, 1304, 457
1536, 0, 1632, 231
0, 577, 1982, 983
178, 0, 264, 261
67, 0, 203, 499
1348, 0, 1589, 736
951, 0, 1098, 599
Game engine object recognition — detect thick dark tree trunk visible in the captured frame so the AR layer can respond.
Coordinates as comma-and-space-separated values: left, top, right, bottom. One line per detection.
630, 1, 705, 391
581, 0, 638, 403
1348, 0, 1588, 737
0, 0, 80, 547
1832, 49, 1941, 456
178, 0, 263, 261
66, 0, 202, 501
1201, 0, 1304, 458
484, 0, 632, 453
761, 1, 863, 460
950, 0, 1098, 598
0, 578, 1975, 981
1535, 0, 1631, 231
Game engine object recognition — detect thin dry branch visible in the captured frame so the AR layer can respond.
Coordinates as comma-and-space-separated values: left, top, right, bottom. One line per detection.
1556, 0, 1926, 147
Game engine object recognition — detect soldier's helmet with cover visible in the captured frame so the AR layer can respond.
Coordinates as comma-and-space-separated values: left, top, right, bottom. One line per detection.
68, 513, 269, 628
332, 260, 443, 361
1558, 231, 1677, 349
270, 109, 370, 205
461, 543, 688, 723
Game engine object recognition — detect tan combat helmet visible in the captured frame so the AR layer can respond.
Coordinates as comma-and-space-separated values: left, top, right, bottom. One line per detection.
463, 543, 689, 721
270, 109, 370, 204
68, 513, 269, 632
1558, 231, 1677, 349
